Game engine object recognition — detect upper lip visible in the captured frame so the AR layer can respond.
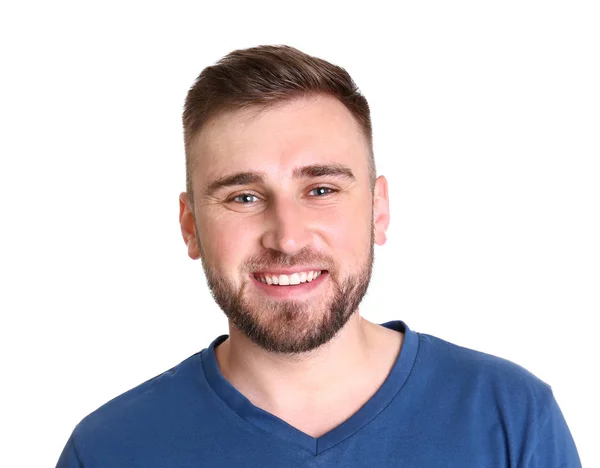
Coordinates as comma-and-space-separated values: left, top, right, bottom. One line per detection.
252, 267, 327, 275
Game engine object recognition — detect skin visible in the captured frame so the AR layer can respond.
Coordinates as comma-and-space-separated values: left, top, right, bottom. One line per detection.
179, 95, 402, 437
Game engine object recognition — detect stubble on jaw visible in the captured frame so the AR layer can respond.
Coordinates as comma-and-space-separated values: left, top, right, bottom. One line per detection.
197, 231, 375, 355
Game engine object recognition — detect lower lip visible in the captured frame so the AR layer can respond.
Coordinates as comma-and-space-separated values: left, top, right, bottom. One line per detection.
250, 272, 328, 298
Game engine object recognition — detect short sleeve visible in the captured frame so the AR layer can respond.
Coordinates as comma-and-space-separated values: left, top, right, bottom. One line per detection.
527, 390, 581, 467
56, 433, 84, 468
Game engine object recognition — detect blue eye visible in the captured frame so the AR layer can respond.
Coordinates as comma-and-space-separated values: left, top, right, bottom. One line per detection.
232, 194, 259, 204
309, 187, 336, 196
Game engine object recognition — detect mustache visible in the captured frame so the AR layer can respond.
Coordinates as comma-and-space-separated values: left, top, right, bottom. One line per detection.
243, 247, 333, 272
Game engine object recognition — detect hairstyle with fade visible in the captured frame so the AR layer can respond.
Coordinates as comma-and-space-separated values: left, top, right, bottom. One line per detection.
182, 44, 375, 203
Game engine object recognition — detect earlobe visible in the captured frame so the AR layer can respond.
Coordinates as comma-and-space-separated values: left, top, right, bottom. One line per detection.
179, 192, 201, 260
372, 176, 390, 246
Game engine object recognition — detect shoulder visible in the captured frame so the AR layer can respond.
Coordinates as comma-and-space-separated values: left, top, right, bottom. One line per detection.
417, 332, 550, 384
409, 332, 581, 466
71, 351, 206, 447
413, 331, 554, 412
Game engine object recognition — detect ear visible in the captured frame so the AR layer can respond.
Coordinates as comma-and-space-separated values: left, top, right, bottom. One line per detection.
372, 176, 390, 246
179, 192, 201, 260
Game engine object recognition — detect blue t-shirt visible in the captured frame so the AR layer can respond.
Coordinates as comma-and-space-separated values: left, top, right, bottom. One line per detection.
56, 321, 581, 467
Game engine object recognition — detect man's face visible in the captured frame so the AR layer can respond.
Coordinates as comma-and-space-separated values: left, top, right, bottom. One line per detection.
180, 95, 389, 354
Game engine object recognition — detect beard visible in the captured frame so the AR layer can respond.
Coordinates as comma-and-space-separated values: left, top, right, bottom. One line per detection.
198, 227, 375, 355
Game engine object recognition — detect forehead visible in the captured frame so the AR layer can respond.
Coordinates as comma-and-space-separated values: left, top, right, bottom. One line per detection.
189, 95, 370, 184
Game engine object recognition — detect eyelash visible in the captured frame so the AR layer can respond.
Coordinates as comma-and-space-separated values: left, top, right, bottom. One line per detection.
229, 187, 337, 204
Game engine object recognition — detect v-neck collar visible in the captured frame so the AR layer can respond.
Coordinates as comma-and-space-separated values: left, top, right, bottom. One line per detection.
200, 320, 419, 455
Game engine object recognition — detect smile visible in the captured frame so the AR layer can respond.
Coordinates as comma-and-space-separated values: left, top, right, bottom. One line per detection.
253, 270, 324, 286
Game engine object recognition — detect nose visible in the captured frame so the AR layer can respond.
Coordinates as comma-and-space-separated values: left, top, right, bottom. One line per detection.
260, 196, 311, 255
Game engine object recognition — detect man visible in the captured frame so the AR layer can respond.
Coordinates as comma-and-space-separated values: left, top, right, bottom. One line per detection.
57, 45, 581, 467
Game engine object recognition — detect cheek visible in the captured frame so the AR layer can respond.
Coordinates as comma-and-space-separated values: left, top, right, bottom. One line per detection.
198, 214, 254, 270
317, 203, 372, 253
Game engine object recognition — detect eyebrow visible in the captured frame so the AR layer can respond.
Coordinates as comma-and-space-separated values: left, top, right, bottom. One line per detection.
293, 164, 355, 181
204, 164, 356, 197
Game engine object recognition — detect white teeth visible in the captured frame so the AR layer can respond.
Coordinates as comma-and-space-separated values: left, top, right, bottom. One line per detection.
258, 270, 323, 286
278, 275, 290, 285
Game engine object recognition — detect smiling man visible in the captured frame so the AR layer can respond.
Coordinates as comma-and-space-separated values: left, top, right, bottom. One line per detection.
57, 45, 580, 467
183, 96, 386, 362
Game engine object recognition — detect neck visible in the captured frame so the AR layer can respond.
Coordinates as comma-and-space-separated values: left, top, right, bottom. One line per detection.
214, 313, 401, 415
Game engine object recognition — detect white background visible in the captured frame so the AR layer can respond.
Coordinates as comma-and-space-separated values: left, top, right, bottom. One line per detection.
1, 1, 598, 466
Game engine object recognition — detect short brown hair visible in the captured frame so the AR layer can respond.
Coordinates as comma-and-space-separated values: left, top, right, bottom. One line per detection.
183, 45, 375, 200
